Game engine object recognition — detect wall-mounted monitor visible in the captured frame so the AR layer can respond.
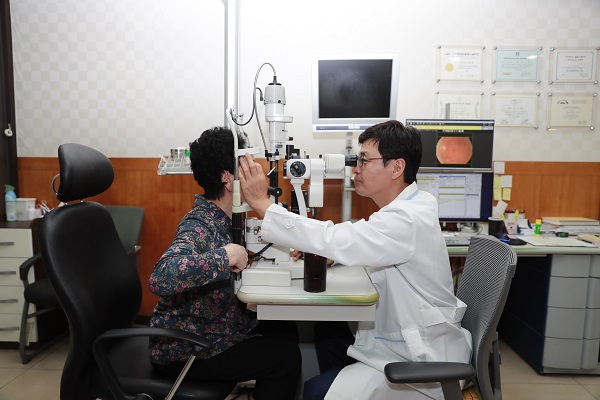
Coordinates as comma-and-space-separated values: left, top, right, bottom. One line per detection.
312, 54, 399, 132
406, 119, 495, 171
417, 171, 494, 222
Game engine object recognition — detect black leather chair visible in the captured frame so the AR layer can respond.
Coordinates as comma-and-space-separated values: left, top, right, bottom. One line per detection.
39, 143, 237, 400
19, 207, 144, 365
384, 235, 517, 400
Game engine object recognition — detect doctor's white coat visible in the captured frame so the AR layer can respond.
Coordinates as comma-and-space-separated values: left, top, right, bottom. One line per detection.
259, 182, 472, 400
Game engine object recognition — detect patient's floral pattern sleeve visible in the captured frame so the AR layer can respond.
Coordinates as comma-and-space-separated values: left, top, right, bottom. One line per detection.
148, 195, 257, 364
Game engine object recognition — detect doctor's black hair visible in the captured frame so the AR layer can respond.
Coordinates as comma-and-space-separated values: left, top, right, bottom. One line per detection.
190, 126, 248, 200
358, 120, 422, 184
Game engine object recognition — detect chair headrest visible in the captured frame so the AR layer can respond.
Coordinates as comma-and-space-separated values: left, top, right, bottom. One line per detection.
54, 143, 114, 202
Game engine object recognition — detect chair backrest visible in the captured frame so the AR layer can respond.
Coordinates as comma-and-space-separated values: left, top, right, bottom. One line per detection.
39, 143, 142, 400
457, 235, 517, 400
105, 205, 144, 269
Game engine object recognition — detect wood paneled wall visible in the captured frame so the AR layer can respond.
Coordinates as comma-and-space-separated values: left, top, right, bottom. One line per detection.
17, 158, 600, 316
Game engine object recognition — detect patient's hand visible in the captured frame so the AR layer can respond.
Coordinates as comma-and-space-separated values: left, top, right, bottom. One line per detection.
224, 243, 248, 273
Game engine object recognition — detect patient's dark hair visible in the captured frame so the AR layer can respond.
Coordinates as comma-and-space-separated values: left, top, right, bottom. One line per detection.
190, 127, 248, 200
358, 120, 422, 184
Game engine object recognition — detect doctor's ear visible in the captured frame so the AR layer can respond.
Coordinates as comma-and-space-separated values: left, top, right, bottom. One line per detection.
391, 158, 406, 179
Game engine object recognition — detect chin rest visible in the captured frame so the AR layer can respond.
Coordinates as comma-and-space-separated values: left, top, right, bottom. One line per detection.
41, 143, 236, 400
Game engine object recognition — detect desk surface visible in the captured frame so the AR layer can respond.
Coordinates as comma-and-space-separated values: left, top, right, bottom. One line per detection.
237, 264, 379, 321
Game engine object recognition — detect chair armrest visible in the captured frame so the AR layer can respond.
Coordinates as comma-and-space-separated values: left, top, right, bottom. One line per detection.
384, 361, 475, 383
92, 327, 213, 400
127, 245, 141, 257
19, 253, 42, 283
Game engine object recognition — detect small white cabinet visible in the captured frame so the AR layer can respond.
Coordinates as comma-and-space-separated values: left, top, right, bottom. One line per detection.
0, 224, 37, 344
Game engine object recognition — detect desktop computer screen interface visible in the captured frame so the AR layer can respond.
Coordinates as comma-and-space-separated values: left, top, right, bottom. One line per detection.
417, 171, 493, 222
406, 119, 494, 171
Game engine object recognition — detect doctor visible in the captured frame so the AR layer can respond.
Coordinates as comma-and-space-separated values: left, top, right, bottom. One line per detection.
239, 120, 472, 400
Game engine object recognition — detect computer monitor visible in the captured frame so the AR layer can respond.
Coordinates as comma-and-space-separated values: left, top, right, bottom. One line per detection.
312, 54, 399, 132
406, 119, 494, 171
417, 171, 493, 222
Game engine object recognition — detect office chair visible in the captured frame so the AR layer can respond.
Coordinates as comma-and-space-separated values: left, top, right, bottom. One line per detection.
18, 207, 144, 365
105, 205, 145, 271
384, 235, 517, 400
38, 143, 237, 400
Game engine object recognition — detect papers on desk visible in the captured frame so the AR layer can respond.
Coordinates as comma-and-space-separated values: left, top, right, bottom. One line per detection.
520, 236, 597, 247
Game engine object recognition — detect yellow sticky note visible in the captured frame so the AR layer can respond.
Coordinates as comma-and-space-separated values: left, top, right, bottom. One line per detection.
494, 175, 502, 189
494, 188, 502, 201
502, 188, 512, 201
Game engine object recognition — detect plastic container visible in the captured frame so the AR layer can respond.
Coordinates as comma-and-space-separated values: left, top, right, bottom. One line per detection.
4, 184, 17, 221
15, 198, 36, 221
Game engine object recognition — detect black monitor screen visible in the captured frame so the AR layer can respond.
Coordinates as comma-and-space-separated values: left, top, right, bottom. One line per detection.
312, 55, 399, 132
406, 119, 494, 171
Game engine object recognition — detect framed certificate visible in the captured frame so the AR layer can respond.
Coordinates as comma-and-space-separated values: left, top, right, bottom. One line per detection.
549, 47, 599, 84
492, 93, 539, 128
435, 91, 483, 119
437, 45, 485, 82
547, 92, 596, 129
492, 47, 542, 83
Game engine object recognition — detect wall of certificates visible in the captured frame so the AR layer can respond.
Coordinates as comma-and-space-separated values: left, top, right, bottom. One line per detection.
435, 45, 598, 130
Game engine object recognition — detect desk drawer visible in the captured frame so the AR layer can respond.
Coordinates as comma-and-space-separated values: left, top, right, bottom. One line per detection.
0, 313, 21, 342
0, 286, 25, 314
543, 337, 583, 369
0, 229, 32, 258
546, 307, 585, 339
548, 276, 588, 308
551, 255, 591, 278
0, 257, 32, 286
0, 313, 37, 343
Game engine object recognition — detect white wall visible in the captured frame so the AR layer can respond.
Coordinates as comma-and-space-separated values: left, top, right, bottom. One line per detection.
11, 0, 600, 162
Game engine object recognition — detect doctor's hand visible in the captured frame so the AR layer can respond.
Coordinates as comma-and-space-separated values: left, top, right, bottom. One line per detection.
224, 243, 248, 273
238, 154, 274, 218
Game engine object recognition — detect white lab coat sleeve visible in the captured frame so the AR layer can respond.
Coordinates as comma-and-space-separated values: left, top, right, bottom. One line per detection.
259, 203, 416, 267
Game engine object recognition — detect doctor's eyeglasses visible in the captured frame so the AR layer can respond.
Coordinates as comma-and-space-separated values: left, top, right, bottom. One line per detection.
357, 156, 385, 167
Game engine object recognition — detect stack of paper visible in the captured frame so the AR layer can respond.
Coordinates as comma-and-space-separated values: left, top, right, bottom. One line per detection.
542, 217, 599, 226
542, 217, 600, 235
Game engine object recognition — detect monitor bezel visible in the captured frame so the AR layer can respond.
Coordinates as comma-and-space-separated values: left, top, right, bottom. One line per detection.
312, 54, 400, 133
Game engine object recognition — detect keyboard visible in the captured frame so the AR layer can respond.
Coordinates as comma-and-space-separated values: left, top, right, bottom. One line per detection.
444, 235, 472, 247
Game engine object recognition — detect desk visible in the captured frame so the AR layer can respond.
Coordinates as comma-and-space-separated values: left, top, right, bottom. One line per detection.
449, 240, 600, 375
237, 264, 379, 321
238, 240, 600, 375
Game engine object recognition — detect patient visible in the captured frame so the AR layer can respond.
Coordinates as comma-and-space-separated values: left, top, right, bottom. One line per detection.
148, 127, 301, 400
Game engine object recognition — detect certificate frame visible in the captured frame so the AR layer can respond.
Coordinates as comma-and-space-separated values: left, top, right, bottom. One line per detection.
491, 93, 540, 128
492, 46, 542, 83
546, 92, 597, 130
436, 45, 485, 83
435, 91, 483, 119
548, 47, 599, 84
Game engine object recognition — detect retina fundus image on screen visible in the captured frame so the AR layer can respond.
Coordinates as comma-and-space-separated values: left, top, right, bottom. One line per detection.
406, 119, 494, 171
435, 134, 473, 166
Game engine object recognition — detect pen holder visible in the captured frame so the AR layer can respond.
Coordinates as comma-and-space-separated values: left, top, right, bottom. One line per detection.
304, 253, 327, 293
488, 217, 506, 238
